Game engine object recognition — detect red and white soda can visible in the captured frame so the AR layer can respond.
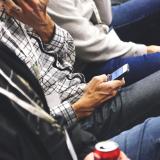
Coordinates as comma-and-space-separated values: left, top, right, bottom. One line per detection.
94, 140, 120, 160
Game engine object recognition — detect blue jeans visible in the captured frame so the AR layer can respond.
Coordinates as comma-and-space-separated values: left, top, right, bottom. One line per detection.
84, 53, 160, 86
112, 0, 160, 45
112, 117, 160, 160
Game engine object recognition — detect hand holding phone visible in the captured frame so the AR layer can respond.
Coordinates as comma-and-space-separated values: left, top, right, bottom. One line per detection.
108, 64, 129, 81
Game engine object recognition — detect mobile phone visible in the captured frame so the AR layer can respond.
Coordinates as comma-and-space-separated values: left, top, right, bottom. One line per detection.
108, 64, 129, 81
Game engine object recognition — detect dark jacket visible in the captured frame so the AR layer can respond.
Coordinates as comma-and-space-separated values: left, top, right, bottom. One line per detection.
0, 42, 96, 160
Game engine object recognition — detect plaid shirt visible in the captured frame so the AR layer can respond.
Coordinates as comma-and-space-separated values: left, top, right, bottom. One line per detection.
0, 11, 86, 127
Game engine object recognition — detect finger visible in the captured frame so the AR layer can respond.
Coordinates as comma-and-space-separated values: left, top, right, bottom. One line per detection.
0, 6, 4, 11
13, 0, 34, 12
108, 78, 125, 87
119, 151, 130, 160
0, 1, 4, 9
98, 80, 124, 92
27, 0, 48, 11
108, 79, 125, 89
84, 152, 94, 160
102, 94, 116, 102
119, 78, 125, 86
105, 90, 117, 99
90, 74, 108, 86
110, 90, 118, 97
15, 0, 47, 12
3, 0, 22, 16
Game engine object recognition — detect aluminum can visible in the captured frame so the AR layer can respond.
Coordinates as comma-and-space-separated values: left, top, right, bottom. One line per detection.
94, 140, 120, 160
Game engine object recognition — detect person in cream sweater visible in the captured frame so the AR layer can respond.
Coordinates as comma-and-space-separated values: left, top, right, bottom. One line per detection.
48, 0, 160, 85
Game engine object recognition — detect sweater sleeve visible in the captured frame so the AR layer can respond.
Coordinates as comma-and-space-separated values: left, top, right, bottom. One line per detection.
47, 0, 147, 62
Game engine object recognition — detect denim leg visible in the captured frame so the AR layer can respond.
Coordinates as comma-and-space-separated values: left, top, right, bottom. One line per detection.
111, 117, 160, 160
84, 53, 160, 86
111, 0, 160, 44
81, 70, 160, 140
112, 0, 160, 27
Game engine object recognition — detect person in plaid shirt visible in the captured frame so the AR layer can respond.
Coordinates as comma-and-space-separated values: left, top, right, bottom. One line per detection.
1, 0, 160, 141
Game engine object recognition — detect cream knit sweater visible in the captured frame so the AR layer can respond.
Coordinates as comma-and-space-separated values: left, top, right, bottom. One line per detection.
47, 0, 147, 70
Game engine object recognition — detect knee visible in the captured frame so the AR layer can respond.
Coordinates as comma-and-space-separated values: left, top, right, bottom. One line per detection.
142, 117, 160, 140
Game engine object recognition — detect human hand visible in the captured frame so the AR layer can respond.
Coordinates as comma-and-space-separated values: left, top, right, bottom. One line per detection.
0, 1, 3, 9
2, 0, 54, 42
147, 45, 160, 53
84, 151, 130, 160
84, 152, 94, 160
72, 74, 125, 119
119, 151, 130, 160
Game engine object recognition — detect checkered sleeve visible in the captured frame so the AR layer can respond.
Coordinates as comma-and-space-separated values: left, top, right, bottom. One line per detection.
29, 24, 83, 126
50, 101, 77, 127
30, 24, 75, 58
29, 24, 87, 126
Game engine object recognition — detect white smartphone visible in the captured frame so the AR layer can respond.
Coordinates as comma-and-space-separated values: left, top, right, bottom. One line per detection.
108, 64, 130, 81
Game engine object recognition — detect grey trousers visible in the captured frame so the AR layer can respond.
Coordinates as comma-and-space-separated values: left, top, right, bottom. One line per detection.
81, 70, 160, 140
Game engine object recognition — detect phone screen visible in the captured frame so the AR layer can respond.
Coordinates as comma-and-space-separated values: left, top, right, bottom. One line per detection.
111, 67, 124, 80
109, 64, 129, 81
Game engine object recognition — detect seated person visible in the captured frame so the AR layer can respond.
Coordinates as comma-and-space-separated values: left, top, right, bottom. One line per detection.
1, 0, 160, 143
0, 42, 160, 160
47, 0, 160, 85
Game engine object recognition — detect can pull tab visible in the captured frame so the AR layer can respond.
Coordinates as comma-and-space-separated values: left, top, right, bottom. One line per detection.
100, 146, 105, 150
